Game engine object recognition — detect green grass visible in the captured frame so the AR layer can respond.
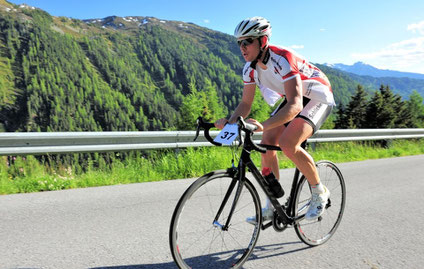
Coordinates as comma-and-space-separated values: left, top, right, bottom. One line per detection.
1, 139, 424, 195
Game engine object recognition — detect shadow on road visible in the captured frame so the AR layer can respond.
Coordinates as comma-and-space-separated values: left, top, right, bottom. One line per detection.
90, 262, 176, 269
91, 240, 310, 269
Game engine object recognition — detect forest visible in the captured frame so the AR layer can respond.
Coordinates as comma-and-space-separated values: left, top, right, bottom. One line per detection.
1, 1, 424, 133
0, 2, 246, 132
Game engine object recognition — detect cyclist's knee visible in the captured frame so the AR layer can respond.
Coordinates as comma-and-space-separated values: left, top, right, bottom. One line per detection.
279, 138, 299, 158
280, 145, 296, 158
261, 127, 283, 146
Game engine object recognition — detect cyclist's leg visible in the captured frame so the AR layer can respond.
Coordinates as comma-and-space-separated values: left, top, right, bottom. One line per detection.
278, 118, 319, 184
279, 100, 333, 220
278, 98, 332, 185
279, 119, 330, 220
261, 125, 285, 180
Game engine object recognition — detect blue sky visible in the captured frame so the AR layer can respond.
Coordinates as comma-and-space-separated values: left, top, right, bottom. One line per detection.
8, 0, 424, 74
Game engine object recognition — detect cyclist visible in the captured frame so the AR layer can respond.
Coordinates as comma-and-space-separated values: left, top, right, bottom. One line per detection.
215, 17, 335, 223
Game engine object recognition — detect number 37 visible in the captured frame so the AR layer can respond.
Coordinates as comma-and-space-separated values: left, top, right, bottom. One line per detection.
214, 124, 239, 145
221, 132, 236, 140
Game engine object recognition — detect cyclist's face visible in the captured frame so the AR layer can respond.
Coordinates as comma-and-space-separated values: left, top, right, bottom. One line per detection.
238, 37, 260, 62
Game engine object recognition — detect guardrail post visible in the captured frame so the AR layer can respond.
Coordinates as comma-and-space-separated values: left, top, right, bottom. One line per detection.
308, 142, 316, 151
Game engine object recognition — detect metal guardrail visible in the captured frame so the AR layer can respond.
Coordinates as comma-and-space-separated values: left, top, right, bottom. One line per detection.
1, 129, 424, 156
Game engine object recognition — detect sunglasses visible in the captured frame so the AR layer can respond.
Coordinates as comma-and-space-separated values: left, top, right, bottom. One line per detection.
237, 37, 256, 47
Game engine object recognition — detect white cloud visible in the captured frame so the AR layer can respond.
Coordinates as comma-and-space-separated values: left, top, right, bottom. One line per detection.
290, 44, 304, 50
407, 21, 424, 35
352, 21, 424, 73
203, 19, 210, 24
353, 37, 424, 59
320, 28, 326, 32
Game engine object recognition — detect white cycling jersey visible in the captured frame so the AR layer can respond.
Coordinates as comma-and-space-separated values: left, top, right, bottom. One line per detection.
242, 45, 335, 106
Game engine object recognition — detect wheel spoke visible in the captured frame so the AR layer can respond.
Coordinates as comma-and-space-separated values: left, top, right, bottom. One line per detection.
294, 161, 346, 246
170, 174, 261, 268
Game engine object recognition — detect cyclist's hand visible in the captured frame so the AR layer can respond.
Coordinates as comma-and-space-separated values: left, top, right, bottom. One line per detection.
214, 118, 228, 129
246, 118, 263, 132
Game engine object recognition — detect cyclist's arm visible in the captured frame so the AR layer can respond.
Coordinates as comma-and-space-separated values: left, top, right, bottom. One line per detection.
215, 83, 256, 129
261, 76, 303, 131
229, 83, 256, 123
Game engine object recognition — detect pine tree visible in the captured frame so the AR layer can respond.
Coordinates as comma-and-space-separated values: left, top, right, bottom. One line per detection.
407, 90, 424, 127
365, 90, 384, 128
364, 85, 397, 128
378, 85, 396, 128
203, 78, 227, 122
178, 79, 205, 130
344, 85, 368, 128
334, 104, 347, 129
393, 95, 412, 128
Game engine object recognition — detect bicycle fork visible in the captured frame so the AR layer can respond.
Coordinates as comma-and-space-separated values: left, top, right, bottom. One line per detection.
212, 166, 245, 231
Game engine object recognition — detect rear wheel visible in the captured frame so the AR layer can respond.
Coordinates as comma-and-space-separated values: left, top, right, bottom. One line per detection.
294, 161, 346, 246
169, 170, 262, 268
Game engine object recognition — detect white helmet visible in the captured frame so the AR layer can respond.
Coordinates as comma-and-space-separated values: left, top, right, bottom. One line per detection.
234, 17, 272, 39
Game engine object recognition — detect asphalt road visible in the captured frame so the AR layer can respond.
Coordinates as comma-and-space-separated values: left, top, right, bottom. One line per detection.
1, 155, 424, 269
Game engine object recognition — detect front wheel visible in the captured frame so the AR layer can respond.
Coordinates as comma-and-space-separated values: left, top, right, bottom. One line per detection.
294, 161, 346, 246
169, 170, 262, 268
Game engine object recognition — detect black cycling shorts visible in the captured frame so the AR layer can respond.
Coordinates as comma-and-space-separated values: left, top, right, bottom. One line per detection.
271, 97, 333, 133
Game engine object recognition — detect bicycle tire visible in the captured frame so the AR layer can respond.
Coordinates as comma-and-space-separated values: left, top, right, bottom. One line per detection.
294, 160, 346, 246
169, 170, 262, 268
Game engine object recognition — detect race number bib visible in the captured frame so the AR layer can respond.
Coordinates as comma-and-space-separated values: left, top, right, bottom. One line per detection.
214, 124, 239, 145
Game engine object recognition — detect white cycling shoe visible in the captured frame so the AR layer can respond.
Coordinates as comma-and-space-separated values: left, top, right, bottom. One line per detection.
305, 186, 330, 220
246, 206, 274, 225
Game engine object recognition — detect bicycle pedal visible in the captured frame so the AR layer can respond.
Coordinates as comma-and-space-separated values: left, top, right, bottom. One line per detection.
261, 221, 273, 230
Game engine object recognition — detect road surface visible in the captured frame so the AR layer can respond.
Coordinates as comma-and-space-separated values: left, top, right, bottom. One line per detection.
1, 155, 423, 268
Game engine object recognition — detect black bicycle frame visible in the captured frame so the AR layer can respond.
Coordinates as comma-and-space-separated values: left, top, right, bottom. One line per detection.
214, 141, 308, 231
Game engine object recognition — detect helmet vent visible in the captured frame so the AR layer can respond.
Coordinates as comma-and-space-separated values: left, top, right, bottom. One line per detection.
242, 23, 260, 36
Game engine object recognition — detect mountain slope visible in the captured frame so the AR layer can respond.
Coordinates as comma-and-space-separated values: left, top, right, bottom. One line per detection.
346, 73, 424, 100
2, 0, 420, 133
0, 1, 247, 131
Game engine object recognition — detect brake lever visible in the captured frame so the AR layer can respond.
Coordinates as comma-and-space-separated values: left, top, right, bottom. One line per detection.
236, 116, 266, 153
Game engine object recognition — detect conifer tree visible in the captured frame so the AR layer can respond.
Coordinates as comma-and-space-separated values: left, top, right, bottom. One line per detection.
392, 95, 412, 128
378, 85, 397, 128
365, 90, 384, 128
344, 85, 368, 128
407, 90, 424, 127
178, 79, 205, 130
364, 85, 397, 128
203, 78, 227, 122
334, 104, 347, 129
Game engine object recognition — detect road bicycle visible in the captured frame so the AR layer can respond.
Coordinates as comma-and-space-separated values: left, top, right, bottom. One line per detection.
169, 117, 346, 268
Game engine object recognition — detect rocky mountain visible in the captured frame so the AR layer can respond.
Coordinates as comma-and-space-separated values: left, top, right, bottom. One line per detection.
327, 62, 424, 80
324, 62, 424, 100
